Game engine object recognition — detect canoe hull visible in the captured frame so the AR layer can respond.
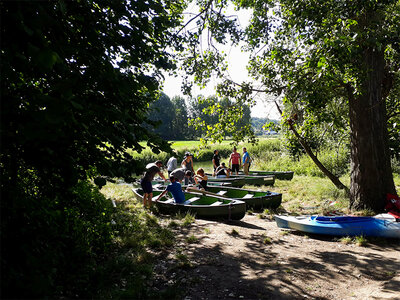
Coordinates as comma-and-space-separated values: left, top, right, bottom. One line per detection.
240, 170, 294, 180
207, 177, 245, 188
205, 186, 282, 210
275, 215, 400, 238
132, 188, 246, 220
206, 173, 275, 186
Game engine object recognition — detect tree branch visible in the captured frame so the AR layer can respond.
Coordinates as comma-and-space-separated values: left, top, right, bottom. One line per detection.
274, 101, 349, 192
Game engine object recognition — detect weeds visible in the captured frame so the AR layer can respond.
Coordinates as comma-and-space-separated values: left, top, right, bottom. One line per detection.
263, 237, 272, 244
230, 228, 239, 236
181, 212, 196, 227
204, 228, 211, 234
186, 234, 198, 243
339, 236, 352, 245
354, 236, 368, 246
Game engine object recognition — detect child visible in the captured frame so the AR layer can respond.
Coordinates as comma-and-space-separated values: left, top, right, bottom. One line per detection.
194, 168, 208, 190
156, 175, 185, 204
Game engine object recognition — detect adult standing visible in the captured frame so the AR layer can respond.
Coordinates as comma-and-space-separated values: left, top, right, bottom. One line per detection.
228, 147, 241, 175
167, 154, 177, 175
212, 149, 220, 175
181, 152, 194, 174
242, 147, 250, 175
141, 160, 166, 208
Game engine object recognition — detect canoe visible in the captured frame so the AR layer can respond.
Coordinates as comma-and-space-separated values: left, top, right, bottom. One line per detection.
240, 170, 294, 180
206, 173, 275, 186
206, 176, 246, 188
231, 174, 275, 186
132, 188, 246, 220
275, 215, 400, 238
192, 186, 282, 210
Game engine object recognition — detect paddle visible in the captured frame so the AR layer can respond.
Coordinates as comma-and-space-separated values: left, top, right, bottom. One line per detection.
185, 186, 223, 198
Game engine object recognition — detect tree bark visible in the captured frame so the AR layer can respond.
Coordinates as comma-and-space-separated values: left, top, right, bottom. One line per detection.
348, 48, 396, 211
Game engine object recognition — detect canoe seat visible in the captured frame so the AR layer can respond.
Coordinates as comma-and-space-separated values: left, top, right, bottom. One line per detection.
183, 197, 200, 205
217, 191, 227, 196
210, 201, 222, 206
242, 194, 254, 199
162, 199, 175, 204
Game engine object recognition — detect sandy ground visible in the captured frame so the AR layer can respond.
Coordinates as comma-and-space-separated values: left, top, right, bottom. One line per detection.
152, 214, 400, 300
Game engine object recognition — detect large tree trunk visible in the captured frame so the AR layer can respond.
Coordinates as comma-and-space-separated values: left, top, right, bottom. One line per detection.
348, 49, 396, 211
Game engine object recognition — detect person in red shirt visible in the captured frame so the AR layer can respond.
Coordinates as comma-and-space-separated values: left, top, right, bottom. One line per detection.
229, 146, 241, 175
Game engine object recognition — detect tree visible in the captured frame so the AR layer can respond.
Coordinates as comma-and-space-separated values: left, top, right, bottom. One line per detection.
179, 0, 399, 211
171, 95, 191, 139
148, 93, 175, 140
1, 0, 185, 296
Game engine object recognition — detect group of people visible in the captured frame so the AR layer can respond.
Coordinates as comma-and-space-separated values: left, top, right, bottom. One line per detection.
140, 147, 251, 208
213, 147, 251, 177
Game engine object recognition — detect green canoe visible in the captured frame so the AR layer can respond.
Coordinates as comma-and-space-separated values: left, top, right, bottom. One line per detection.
206, 176, 246, 187
206, 173, 275, 186
132, 188, 246, 220
239, 170, 294, 180
190, 186, 282, 210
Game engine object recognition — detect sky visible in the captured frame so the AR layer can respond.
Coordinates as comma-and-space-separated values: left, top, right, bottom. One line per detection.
161, 5, 281, 120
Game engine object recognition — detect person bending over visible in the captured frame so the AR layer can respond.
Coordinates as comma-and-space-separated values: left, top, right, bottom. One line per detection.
170, 168, 194, 185
215, 163, 231, 178
194, 168, 208, 190
140, 160, 166, 208
156, 175, 185, 204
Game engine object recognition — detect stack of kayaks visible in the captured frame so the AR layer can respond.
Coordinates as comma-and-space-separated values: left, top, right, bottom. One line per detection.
132, 188, 246, 220
275, 215, 400, 238
192, 186, 282, 210
240, 170, 294, 180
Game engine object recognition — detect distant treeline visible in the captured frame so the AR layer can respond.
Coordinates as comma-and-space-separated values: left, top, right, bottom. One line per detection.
149, 93, 278, 139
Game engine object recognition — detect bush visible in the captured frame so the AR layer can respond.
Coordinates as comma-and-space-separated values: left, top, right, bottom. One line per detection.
1, 174, 114, 298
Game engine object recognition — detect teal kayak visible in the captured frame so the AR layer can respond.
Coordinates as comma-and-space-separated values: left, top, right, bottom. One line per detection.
275, 215, 400, 238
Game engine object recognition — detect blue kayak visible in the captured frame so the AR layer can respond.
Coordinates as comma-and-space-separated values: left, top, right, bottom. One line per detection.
275, 215, 400, 238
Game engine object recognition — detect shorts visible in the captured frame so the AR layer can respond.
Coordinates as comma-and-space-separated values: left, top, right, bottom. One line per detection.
140, 178, 153, 194
232, 164, 239, 173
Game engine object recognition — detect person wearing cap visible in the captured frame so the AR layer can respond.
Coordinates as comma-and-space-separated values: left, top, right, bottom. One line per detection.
181, 152, 194, 175
156, 175, 185, 204
170, 168, 194, 185
140, 160, 166, 208
215, 162, 231, 178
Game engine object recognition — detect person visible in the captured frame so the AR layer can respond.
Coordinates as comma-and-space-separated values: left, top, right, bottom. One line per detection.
155, 175, 185, 204
212, 149, 220, 175
194, 168, 208, 190
181, 152, 194, 174
140, 160, 166, 208
215, 163, 231, 178
242, 147, 251, 175
167, 154, 177, 175
170, 168, 194, 185
228, 146, 241, 175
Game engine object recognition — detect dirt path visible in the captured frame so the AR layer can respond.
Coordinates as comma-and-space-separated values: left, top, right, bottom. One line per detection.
153, 214, 400, 300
